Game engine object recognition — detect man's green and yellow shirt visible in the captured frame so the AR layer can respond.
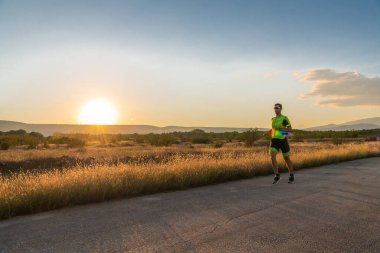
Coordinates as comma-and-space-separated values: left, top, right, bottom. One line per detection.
271, 115, 291, 139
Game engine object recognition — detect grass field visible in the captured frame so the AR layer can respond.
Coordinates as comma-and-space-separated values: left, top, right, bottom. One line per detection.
0, 141, 379, 220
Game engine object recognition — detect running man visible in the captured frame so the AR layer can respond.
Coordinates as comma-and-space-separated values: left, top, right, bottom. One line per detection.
263, 103, 294, 184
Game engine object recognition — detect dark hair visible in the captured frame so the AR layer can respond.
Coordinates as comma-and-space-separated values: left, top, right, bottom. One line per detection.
274, 103, 282, 109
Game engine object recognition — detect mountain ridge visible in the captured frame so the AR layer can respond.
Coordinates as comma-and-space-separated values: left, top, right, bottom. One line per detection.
1, 117, 379, 136
304, 117, 380, 131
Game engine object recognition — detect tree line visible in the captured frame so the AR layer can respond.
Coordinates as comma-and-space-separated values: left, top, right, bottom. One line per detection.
0, 128, 378, 150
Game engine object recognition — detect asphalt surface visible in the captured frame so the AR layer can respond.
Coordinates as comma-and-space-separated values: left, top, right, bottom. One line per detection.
0, 157, 379, 253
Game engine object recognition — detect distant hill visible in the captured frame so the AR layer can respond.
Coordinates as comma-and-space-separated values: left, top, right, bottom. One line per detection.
340, 117, 380, 126
0, 120, 265, 136
1, 117, 379, 136
0, 120, 28, 131
304, 117, 380, 131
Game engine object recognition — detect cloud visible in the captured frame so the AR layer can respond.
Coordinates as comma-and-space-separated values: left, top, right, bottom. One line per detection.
300, 69, 380, 106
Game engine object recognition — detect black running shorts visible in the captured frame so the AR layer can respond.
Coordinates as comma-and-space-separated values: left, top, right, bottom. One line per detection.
269, 137, 290, 157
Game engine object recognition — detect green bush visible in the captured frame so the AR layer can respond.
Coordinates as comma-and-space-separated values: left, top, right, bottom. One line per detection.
191, 136, 212, 144
190, 129, 212, 144
29, 132, 44, 138
145, 133, 177, 146
332, 138, 343, 145
213, 142, 224, 148
67, 138, 86, 148
240, 128, 260, 147
50, 136, 86, 148
0, 141, 10, 150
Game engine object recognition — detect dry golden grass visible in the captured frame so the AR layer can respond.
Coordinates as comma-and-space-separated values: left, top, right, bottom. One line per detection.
0, 142, 379, 220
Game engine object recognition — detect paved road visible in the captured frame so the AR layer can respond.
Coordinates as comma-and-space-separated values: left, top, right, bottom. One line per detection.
1, 157, 379, 253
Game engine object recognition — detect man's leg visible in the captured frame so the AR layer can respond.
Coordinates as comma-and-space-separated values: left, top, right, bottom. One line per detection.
281, 138, 294, 174
283, 153, 295, 183
269, 147, 281, 184
270, 148, 279, 174
283, 154, 294, 174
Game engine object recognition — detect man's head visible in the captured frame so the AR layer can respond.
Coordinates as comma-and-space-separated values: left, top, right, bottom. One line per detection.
274, 103, 282, 115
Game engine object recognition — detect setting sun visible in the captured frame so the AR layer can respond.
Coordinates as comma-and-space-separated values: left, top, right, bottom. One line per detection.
78, 99, 118, 125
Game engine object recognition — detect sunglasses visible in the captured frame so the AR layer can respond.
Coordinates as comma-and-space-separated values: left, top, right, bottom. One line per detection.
274, 107, 280, 109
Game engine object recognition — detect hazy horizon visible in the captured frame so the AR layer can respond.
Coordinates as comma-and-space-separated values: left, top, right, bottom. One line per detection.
1, 116, 380, 130
1, 0, 379, 129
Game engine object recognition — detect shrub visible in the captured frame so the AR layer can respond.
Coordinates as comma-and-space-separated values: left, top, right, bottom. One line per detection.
213, 142, 224, 148
8, 129, 27, 136
365, 136, 377, 142
27, 138, 39, 149
29, 132, 44, 139
190, 129, 212, 144
241, 128, 260, 147
0, 141, 10, 150
332, 138, 343, 145
145, 133, 177, 146
191, 136, 211, 144
67, 138, 86, 148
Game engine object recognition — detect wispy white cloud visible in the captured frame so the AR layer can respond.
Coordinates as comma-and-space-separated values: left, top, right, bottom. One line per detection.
300, 69, 380, 106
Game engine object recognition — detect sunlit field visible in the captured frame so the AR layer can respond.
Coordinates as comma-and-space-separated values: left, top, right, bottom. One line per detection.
0, 141, 379, 220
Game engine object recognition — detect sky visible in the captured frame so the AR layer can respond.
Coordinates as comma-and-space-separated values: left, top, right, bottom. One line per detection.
0, 0, 379, 129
